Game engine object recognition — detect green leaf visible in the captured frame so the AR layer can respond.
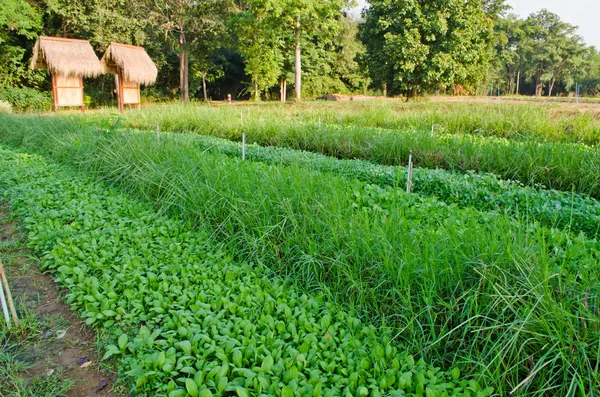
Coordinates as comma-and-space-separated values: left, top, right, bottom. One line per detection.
282, 385, 294, 397
118, 334, 128, 351
186, 379, 199, 397
261, 355, 274, 372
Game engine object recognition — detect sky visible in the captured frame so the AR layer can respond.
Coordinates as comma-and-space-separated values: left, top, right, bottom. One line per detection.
352, 0, 600, 49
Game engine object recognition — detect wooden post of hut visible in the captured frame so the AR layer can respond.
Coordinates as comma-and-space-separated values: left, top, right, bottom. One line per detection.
30, 37, 102, 113
101, 43, 158, 113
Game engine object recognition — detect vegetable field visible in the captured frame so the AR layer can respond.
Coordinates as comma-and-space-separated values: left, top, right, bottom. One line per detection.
0, 101, 599, 397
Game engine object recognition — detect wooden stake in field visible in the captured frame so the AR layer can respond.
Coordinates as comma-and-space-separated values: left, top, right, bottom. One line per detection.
0, 259, 18, 327
242, 130, 246, 161
431, 124, 435, 136
406, 151, 414, 193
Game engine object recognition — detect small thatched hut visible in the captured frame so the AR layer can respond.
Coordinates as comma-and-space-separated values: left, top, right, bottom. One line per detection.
101, 43, 157, 112
30, 36, 102, 112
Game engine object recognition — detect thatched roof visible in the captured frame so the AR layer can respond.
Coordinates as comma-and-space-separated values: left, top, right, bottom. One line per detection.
101, 43, 158, 85
30, 36, 102, 77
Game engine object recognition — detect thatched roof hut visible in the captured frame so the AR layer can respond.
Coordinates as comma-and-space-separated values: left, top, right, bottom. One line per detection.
100, 43, 157, 85
30, 36, 102, 77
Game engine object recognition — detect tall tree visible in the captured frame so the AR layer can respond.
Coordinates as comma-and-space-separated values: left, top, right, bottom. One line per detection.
44, 0, 147, 49
283, 0, 346, 101
521, 10, 587, 96
232, 0, 285, 100
360, 0, 494, 99
0, 0, 43, 87
139, 0, 232, 102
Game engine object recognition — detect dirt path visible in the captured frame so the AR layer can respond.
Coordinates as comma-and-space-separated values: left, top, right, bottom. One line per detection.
0, 206, 123, 397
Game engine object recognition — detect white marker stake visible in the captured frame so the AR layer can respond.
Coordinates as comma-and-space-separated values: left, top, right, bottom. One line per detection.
0, 261, 17, 327
406, 151, 414, 193
242, 131, 246, 161
0, 281, 10, 328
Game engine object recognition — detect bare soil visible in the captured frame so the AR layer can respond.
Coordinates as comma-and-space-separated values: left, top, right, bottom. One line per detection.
0, 206, 124, 397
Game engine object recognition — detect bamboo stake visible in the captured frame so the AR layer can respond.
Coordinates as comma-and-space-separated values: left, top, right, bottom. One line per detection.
242, 131, 246, 161
406, 151, 414, 193
0, 280, 10, 327
0, 260, 18, 327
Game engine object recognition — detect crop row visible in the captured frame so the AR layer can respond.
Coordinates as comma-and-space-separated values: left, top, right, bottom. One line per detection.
6, 115, 600, 238
97, 105, 600, 198
0, 146, 486, 397
0, 115, 597, 395
122, 102, 600, 145
128, 130, 600, 239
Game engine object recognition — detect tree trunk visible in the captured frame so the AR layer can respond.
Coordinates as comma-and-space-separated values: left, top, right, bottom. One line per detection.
283, 79, 287, 102
516, 70, 521, 95
183, 50, 189, 102
254, 81, 259, 101
202, 72, 208, 101
383, 83, 387, 97
179, 51, 185, 102
548, 78, 555, 97
294, 16, 301, 101
535, 75, 543, 97
280, 78, 286, 102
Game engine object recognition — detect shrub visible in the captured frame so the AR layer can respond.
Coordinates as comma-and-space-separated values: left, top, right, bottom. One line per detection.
0, 86, 51, 111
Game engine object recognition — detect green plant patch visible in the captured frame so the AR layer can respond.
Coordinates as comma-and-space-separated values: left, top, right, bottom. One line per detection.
0, 115, 598, 395
0, 147, 488, 396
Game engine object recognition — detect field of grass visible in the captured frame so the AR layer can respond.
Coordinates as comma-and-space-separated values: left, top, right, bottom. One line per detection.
76, 102, 600, 198
0, 146, 488, 397
0, 111, 598, 396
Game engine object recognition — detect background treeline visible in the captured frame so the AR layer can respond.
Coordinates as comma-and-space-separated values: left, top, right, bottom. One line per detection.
1, 0, 599, 107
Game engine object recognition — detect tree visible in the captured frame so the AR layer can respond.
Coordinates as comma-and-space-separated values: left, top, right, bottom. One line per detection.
283, 0, 346, 101
0, 0, 43, 87
581, 49, 600, 96
494, 14, 528, 94
333, 16, 370, 93
520, 10, 587, 97
139, 0, 232, 102
234, 0, 345, 101
44, 0, 147, 49
360, 0, 494, 99
232, 0, 285, 100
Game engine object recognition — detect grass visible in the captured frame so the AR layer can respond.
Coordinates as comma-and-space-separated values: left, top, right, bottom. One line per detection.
111, 130, 600, 239
0, 301, 74, 397
117, 101, 600, 145
0, 115, 597, 395
0, 146, 486, 397
73, 102, 600, 198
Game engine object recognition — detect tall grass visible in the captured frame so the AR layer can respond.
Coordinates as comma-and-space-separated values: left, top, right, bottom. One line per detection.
0, 114, 598, 396
112, 101, 600, 144
80, 103, 600, 198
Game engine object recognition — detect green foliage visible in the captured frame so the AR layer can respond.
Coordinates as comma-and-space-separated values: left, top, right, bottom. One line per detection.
0, 86, 51, 110
0, 0, 44, 88
0, 147, 483, 396
360, 0, 494, 97
0, 116, 598, 395
111, 131, 600, 239
44, 0, 147, 49
97, 103, 600, 198
494, 9, 593, 96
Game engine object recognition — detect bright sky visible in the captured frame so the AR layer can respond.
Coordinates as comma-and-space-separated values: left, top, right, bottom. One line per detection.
352, 0, 600, 49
